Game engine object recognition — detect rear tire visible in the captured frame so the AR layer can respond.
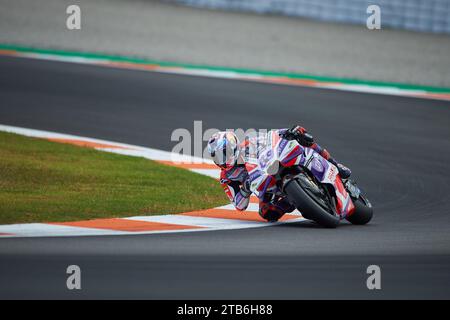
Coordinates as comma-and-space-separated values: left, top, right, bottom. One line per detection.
284, 179, 340, 228
346, 196, 373, 225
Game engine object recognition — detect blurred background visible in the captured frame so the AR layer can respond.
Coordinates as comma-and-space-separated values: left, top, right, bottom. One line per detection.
1, 0, 449, 87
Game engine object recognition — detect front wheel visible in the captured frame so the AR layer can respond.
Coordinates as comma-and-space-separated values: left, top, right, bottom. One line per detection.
284, 177, 340, 228
346, 195, 373, 225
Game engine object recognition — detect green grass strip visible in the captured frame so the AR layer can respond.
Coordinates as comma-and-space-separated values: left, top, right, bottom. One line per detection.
0, 131, 227, 224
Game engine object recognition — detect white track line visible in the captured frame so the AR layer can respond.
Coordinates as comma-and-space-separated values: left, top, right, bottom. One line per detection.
3, 48, 449, 101
0, 223, 126, 237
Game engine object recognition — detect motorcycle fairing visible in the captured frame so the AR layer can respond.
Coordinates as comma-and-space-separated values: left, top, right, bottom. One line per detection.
300, 148, 355, 218
246, 131, 355, 217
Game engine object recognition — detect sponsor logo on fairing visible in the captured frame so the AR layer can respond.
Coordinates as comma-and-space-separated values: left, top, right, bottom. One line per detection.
278, 139, 288, 155
327, 165, 338, 181
313, 158, 323, 171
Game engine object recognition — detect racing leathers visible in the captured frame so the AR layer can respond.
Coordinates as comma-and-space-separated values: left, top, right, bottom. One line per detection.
219, 126, 351, 222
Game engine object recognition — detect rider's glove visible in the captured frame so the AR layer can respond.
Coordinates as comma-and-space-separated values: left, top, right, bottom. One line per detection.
284, 125, 314, 147
291, 125, 307, 135
240, 179, 252, 198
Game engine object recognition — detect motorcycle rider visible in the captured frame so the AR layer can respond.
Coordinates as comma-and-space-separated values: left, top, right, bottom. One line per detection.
207, 126, 352, 222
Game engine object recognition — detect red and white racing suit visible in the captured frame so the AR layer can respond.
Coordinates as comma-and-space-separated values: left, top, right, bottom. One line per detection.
219, 126, 338, 222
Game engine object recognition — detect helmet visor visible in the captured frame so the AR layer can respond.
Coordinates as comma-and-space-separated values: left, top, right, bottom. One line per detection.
211, 142, 236, 168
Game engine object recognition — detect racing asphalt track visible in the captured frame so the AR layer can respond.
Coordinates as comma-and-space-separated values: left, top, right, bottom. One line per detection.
1, 55, 450, 299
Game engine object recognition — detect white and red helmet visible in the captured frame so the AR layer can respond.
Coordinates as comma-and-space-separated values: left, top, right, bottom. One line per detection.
207, 131, 240, 169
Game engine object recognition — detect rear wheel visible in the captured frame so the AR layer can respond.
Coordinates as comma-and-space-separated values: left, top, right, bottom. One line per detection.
346, 195, 373, 225
284, 175, 340, 228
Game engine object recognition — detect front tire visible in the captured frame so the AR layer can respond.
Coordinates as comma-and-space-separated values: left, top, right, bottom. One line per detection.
346, 195, 373, 225
284, 178, 340, 228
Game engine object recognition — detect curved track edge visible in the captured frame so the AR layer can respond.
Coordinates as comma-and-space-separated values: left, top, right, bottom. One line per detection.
0, 124, 305, 238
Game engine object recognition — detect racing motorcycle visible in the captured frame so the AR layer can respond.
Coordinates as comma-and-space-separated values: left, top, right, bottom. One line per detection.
245, 130, 373, 228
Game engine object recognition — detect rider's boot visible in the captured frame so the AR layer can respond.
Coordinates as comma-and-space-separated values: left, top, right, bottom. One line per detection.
336, 163, 351, 179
